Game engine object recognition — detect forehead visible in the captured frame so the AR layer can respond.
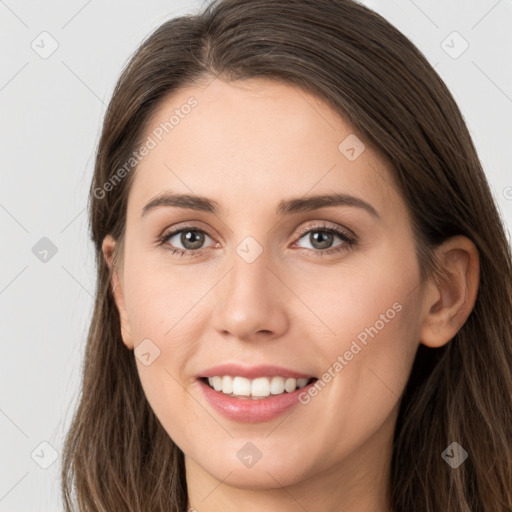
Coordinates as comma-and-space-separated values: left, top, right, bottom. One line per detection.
128, 78, 401, 220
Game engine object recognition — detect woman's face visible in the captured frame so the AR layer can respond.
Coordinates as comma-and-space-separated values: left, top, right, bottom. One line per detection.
104, 78, 426, 493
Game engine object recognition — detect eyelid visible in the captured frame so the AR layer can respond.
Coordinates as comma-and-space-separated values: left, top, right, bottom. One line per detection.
158, 220, 219, 241
294, 220, 356, 241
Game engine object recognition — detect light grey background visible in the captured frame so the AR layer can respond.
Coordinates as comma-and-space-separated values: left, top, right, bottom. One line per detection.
1, 0, 511, 510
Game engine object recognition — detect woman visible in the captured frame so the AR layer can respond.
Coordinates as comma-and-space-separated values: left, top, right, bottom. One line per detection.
61, 0, 512, 510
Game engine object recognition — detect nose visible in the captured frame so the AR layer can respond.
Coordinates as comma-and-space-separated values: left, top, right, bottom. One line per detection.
211, 245, 289, 342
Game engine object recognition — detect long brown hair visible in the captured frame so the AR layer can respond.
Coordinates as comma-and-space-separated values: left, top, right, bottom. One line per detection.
61, 1, 512, 510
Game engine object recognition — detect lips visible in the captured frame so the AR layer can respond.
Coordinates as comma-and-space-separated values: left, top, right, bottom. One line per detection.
197, 377, 318, 422
198, 363, 315, 380
196, 363, 318, 422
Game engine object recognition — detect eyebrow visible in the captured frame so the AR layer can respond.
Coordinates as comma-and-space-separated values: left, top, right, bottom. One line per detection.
141, 190, 380, 219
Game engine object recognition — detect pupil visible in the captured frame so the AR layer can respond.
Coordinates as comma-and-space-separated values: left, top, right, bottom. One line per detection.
182, 230, 204, 250
311, 231, 332, 249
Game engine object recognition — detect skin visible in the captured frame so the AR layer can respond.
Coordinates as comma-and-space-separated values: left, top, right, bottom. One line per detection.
102, 78, 479, 512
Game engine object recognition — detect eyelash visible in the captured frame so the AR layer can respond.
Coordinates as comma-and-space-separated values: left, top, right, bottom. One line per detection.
157, 223, 357, 259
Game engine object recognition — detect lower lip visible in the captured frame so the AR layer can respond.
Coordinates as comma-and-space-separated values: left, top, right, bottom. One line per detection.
197, 378, 316, 423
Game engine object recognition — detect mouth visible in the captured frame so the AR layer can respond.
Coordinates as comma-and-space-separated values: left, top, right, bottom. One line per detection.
196, 365, 320, 422
199, 375, 318, 400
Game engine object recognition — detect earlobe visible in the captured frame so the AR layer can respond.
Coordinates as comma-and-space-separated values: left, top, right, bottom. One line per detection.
101, 235, 134, 351
419, 235, 480, 349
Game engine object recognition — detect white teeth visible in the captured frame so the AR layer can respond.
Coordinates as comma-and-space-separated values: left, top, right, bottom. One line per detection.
297, 378, 309, 389
270, 376, 285, 395
284, 378, 297, 393
251, 377, 271, 397
221, 375, 233, 394
232, 376, 251, 396
206, 375, 313, 397
211, 376, 222, 391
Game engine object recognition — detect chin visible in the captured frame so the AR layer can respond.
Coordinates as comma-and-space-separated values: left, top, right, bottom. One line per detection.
189, 449, 312, 490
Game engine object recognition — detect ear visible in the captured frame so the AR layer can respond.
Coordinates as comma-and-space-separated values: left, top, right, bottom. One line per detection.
419, 235, 480, 348
101, 234, 134, 350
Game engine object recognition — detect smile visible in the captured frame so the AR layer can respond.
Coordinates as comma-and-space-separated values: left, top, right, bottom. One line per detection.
203, 375, 315, 399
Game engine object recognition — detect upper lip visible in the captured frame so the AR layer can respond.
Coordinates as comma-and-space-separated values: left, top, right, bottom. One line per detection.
198, 363, 316, 380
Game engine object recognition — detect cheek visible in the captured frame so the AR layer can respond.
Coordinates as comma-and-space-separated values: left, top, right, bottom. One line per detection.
122, 252, 206, 342
120, 259, 203, 416
291, 244, 420, 357
296, 247, 421, 434
125, 287, 204, 445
